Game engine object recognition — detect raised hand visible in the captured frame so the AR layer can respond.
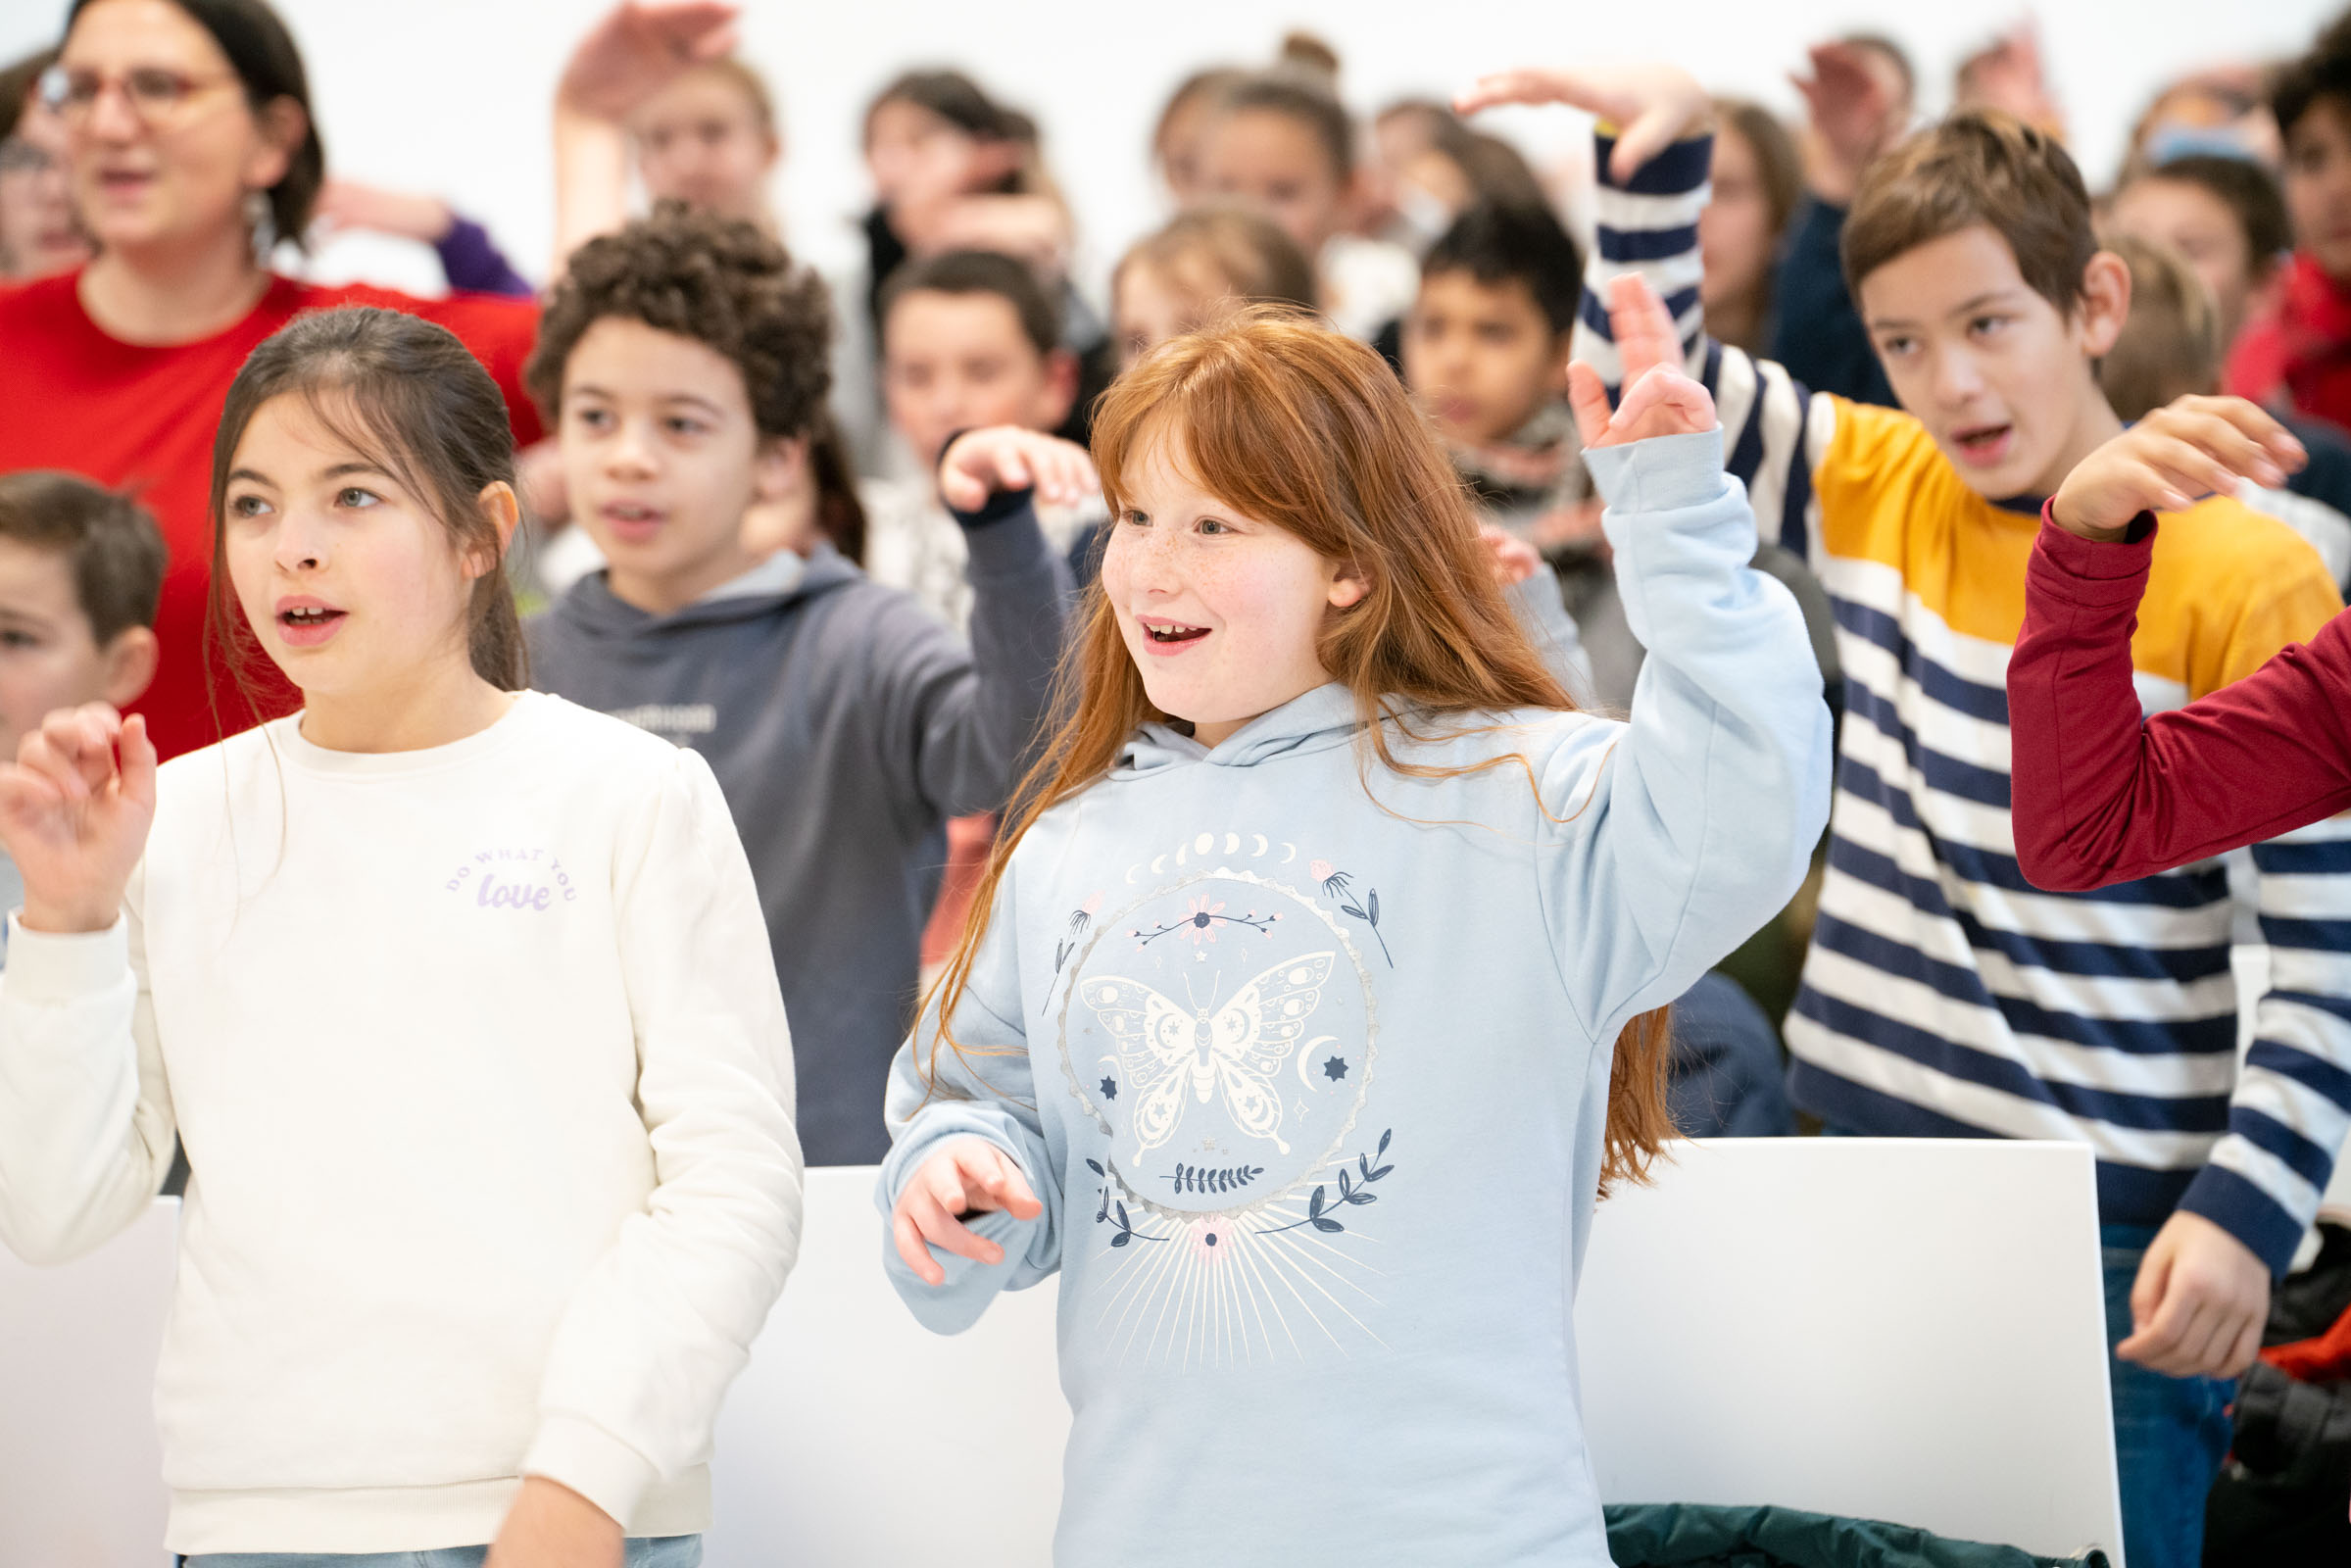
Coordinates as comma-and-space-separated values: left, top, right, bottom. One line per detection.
891, 1137, 1045, 1288
938, 427, 1100, 514
1566, 274, 1717, 449
1955, 22, 2065, 139
1454, 63, 1710, 184
1791, 41, 1906, 205
2051, 395, 2304, 541
556, 0, 740, 122
0, 704, 156, 934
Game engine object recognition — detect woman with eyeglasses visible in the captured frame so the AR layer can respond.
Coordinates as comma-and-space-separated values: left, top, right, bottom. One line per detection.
0, 0, 541, 761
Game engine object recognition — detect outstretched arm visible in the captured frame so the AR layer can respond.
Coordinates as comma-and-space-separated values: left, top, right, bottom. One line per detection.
2009, 397, 2335, 889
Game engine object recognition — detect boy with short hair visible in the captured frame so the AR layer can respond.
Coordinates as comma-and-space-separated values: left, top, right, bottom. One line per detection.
522, 209, 1075, 1166
1466, 65, 2351, 1568
864, 248, 1094, 629
0, 469, 162, 957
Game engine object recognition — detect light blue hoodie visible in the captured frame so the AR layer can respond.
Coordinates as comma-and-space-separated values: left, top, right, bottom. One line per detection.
876, 428, 1832, 1566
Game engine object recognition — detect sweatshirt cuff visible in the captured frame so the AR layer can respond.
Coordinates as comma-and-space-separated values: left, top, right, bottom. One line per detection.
3, 915, 128, 1004
949, 485, 1037, 531
522, 1413, 661, 1530
2176, 1161, 2309, 1279
957, 494, 1052, 575
1584, 427, 1728, 515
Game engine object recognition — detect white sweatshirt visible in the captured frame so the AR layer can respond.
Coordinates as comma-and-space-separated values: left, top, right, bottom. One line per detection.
0, 692, 802, 1553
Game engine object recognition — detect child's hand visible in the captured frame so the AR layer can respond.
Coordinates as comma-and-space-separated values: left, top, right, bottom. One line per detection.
0, 705, 156, 935
2118, 1210, 2271, 1380
1566, 274, 1718, 449
1454, 63, 1710, 183
1478, 525, 1542, 586
938, 428, 1100, 514
891, 1137, 1044, 1288
2050, 396, 2304, 541
557, 0, 740, 122
1791, 41, 1907, 205
484, 1476, 623, 1568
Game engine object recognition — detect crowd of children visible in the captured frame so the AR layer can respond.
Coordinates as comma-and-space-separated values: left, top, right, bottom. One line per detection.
5, 0, 2351, 1563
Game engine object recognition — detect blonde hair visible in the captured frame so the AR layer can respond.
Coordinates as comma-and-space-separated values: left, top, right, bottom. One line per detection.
924, 309, 1677, 1194
2098, 228, 2221, 420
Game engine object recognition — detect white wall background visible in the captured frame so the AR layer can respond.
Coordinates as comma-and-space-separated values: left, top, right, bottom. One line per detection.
5, 0, 2339, 301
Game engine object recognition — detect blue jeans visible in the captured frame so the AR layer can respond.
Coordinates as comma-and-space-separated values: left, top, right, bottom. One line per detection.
2103, 1223, 2236, 1568
187, 1538, 700, 1568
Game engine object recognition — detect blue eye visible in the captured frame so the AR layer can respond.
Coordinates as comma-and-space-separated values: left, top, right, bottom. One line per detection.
336, 487, 380, 510
228, 493, 270, 518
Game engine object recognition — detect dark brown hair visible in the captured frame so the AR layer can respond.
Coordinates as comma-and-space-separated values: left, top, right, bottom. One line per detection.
1224, 70, 1355, 185
0, 470, 166, 643
2121, 154, 2291, 284
66, 0, 324, 251
527, 203, 834, 442
0, 47, 57, 144
1842, 110, 2096, 316
2274, 11, 2351, 141
206, 307, 527, 725
878, 247, 1062, 359
2097, 229, 2221, 421
925, 309, 1677, 1196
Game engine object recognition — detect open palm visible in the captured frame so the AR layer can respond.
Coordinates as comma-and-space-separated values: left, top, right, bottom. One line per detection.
1567, 274, 1717, 449
557, 1, 740, 121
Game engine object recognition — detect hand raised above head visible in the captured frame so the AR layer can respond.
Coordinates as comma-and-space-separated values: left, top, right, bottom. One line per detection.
1566, 274, 1717, 450
939, 427, 1100, 515
557, 0, 741, 122
1454, 62, 1710, 184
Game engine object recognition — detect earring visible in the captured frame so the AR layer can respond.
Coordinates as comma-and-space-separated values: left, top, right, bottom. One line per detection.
245, 189, 275, 263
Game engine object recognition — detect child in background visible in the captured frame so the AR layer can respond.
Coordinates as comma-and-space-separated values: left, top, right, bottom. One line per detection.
2097, 230, 2351, 588
0, 49, 87, 282
1200, 67, 1419, 341
864, 248, 1092, 630
1151, 66, 1245, 209
0, 306, 801, 1562
523, 210, 1075, 1167
1701, 99, 1804, 356
1462, 61, 2351, 1568
0, 472, 162, 964
1111, 206, 1319, 369
2230, 21, 2351, 436
2111, 154, 2291, 363
880, 304, 1830, 1567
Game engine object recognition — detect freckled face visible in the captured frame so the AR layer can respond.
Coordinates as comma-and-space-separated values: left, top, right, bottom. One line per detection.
1099, 427, 1365, 747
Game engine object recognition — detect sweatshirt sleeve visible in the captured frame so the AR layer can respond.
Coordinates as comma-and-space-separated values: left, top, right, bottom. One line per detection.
522, 748, 804, 1526
1534, 427, 1833, 1032
433, 214, 537, 300
875, 862, 1060, 1336
868, 493, 1073, 825
0, 864, 175, 1266
2009, 511, 2351, 888
1573, 125, 1837, 567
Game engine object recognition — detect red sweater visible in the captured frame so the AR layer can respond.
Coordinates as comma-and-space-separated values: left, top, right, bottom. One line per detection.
2229, 251, 2351, 440
2008, 504, 2351, 890
0, 272, 541, 760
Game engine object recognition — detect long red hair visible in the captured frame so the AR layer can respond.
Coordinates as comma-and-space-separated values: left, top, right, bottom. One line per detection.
927, 309, 1675, 1193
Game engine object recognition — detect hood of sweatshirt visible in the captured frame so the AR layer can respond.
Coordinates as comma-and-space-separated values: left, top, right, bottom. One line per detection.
1112, 681, 1377, 776
545, 543, 863, 641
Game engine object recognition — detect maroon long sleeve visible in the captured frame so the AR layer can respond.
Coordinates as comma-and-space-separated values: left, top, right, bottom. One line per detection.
2008, 505, 2351, 890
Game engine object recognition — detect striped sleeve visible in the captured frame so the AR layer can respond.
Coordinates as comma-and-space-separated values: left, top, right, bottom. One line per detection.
2183, 552, 2351, 1274
1573, 127, 1836, 565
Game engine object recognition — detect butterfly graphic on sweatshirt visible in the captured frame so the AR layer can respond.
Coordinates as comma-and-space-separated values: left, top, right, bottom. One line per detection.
1083, 953, 1336, 1162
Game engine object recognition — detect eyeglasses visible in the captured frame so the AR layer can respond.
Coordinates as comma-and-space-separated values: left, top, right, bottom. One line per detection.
37, 63, 240, 125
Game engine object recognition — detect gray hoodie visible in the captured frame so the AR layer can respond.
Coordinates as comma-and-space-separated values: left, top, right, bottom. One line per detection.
527, 502, 1070, 1163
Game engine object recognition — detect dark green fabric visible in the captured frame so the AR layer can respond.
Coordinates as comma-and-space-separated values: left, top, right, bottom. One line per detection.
1604, 1502, 2113, 1568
